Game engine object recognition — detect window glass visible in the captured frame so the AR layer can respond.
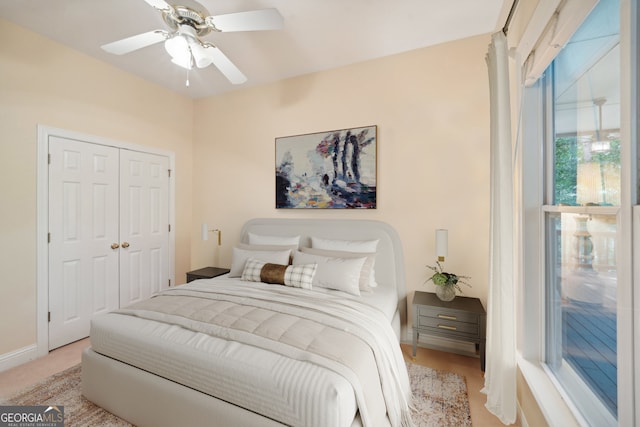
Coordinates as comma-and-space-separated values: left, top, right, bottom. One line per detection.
552, 0, 621, 207
545, 0, 620, 423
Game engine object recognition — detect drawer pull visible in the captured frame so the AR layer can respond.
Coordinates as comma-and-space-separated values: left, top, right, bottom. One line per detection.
437, 314, 457, 321
438, 324, 457, 331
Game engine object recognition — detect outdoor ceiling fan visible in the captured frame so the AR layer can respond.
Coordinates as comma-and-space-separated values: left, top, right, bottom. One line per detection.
101, 0, 284, 85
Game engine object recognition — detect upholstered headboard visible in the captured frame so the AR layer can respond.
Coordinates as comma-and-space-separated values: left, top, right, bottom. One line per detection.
239, 218, 407, 339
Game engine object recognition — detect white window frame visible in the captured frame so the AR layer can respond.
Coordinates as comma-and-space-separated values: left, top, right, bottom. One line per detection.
516, 1, 637, 426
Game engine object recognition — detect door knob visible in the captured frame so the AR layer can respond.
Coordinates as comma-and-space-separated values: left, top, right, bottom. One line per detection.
121, 242, 130, 248
111, 243, 120, 250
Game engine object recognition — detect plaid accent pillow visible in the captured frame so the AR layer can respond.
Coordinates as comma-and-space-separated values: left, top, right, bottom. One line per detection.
283, 263, 317, 289
241, 258, 266, 282
241, 258, 316, 289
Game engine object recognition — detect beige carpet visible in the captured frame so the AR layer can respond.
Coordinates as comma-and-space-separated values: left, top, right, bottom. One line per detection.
3, 362, 471, 426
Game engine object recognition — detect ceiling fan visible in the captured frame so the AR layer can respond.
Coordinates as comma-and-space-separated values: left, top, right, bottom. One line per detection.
101, 0, 284, 85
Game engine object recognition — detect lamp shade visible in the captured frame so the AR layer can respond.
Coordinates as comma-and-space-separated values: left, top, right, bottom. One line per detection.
191, 43, 213, 68
165, 34, 192, 69
201, 223, 209, 241
436, 229, 448, 261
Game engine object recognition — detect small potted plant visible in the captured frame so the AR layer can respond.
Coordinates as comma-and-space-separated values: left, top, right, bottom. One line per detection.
425, 261, 471, 301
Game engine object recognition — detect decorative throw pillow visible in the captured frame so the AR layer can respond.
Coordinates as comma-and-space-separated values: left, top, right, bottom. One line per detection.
300, 247, 376, 292
229, 247, 291, 277
292, 251, 366, 296
248, 233, 300, 247
241, 258, 316, 289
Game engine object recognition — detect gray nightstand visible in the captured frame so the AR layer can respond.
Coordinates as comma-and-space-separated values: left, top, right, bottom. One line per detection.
186, 267, 230, 283
412, 290, 486, 371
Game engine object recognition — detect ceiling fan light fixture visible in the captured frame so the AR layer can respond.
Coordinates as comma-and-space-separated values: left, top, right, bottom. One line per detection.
191, 43, 213, 68
165, 35, 192, 69
590, 140, 611, 153
591, 97, 611, 153
170, 55, 192, 70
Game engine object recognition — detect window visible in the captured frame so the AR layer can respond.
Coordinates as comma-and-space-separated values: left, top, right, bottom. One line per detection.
541, 0, 620, 424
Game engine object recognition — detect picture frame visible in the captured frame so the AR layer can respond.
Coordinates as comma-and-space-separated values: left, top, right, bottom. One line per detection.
275, 125, 377, 209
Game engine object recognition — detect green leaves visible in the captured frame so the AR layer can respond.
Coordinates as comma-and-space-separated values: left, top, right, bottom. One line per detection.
432, 273, 448, 285
425, 260, 471, 293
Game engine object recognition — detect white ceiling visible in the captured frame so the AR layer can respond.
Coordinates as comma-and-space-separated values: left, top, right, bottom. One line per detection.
0, 0, 508, 99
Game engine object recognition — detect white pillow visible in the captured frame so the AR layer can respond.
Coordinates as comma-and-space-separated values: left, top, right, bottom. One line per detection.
310, 237, 380, 287
300, 247, 375, 292
229, 247, 291, 277
241, 258, 316, 289
310, 237, 379, 253
237, 242, 298, 251
248, 232, 300, 246
292, 251, 366, 296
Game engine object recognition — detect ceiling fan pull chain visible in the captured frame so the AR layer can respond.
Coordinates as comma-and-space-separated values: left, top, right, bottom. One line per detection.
185, 48, 194, 87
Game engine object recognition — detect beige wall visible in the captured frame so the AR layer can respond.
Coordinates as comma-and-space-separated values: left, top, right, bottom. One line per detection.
192, 33, 492, 339
0, 18, 193, 355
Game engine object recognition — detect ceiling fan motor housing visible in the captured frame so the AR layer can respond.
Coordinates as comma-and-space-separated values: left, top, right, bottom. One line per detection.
163, 5, 212, 36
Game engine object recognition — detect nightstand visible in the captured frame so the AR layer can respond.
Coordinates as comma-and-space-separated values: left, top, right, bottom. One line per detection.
412, 290, 486, 371
186, 267, 230, 283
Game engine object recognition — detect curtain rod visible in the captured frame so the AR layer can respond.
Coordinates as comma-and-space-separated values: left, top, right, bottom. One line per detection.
502, 0, 520, 35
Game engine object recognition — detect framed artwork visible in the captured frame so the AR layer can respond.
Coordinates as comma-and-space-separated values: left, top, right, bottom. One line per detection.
275, 125, 377, 209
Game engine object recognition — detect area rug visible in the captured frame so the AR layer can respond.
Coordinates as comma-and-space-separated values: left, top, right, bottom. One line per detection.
1, 364, 130, 426
3, 363, 471, 426
407, 362, 472, 427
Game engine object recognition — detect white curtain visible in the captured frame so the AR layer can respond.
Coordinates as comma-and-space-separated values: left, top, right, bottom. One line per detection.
482, 31, 517, 425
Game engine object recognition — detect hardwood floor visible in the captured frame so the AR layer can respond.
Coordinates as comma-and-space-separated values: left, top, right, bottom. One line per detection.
401, 344, 521, 427
0, 339, 518, 426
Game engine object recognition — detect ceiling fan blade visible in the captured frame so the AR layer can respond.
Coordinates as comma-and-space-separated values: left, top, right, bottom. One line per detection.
206, 9, 284, 32
101, 30, 169, 55
143, 0, 173, 12
200, 44, 247, 84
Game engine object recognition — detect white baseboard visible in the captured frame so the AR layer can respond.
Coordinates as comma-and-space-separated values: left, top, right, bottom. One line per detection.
0, 344, 38, 373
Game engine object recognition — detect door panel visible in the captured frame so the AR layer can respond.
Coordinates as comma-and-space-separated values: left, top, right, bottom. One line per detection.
119, 150, 169, 307
48, 137, 120, 350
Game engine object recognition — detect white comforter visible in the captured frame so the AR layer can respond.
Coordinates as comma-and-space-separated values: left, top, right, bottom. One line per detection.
114, 280, 413, 427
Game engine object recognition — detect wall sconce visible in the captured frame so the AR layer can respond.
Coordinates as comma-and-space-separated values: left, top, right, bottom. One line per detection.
201, 223, 222, 246
436, 229, 448, 262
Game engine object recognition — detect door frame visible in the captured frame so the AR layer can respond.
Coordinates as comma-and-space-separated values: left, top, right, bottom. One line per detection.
36, 125, 176, 357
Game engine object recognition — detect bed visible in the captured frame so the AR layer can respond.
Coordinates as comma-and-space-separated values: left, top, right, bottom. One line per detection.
81, 218, 411, 427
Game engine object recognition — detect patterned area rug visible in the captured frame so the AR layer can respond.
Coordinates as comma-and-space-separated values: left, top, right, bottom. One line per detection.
3, 363, 471, 426
407, 362, 472, 427
2, 365, 130, 426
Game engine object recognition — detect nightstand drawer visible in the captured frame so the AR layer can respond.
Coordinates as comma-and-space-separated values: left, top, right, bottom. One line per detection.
417, 305, 479, 324
417, 315, 479, 335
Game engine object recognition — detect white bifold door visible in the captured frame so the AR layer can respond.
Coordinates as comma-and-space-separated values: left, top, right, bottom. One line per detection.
48, 136, 170, 350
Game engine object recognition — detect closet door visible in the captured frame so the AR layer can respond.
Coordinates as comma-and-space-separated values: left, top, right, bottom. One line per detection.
119, 149, 170, 307
48, 140, 171, 350
48, 137, 120, 350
